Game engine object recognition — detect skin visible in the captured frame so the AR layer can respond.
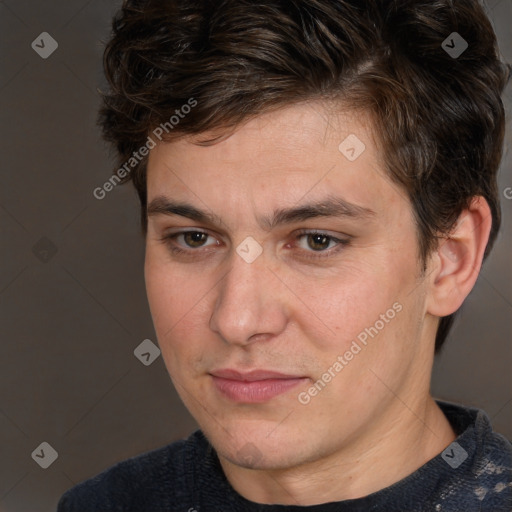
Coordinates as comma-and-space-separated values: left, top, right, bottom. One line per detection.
144, 101, 492, 505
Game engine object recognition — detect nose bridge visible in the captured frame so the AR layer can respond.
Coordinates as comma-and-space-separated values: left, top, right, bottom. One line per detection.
209, 247, 284, 345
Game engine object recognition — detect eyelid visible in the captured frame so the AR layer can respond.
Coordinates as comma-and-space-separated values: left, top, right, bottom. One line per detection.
292, 229, 350, 257
294, 228, 348, 240
161, 228, 220, 248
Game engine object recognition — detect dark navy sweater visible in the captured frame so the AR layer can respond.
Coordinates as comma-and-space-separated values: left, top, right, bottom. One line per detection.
57, 401, 512, 511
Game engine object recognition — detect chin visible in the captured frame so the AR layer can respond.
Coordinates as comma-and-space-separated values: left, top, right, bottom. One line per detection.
205, 420, 311, 470
225, 444, 302, 471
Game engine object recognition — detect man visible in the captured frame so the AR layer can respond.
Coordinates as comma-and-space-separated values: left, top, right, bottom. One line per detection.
58, 0, 512, 510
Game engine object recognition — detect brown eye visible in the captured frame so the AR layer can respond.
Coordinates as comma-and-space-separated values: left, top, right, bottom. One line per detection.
293, 230, 350, 260
161, 230, 219, 254
183, 231, 209, 248
306, 234, 332, 251
296, 232, 337, 252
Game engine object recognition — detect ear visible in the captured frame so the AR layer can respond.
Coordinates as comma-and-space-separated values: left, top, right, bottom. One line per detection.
426, 196, 492, 317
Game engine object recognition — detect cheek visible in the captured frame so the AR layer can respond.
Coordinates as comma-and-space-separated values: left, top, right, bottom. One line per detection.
288, 262, 397, 350
144, 257, 210, 357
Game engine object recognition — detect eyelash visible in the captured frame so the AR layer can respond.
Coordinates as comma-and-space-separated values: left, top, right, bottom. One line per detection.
159, 229, 350, 260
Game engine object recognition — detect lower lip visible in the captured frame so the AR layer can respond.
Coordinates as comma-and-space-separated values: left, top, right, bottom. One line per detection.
211, 376, 307, 403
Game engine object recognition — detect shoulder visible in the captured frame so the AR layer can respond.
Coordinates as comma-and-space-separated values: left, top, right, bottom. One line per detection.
472, 409, 512, 497
436, 400, 512, 510
468, 415, 512, 510
439, 400, 512, 468
57, 430, 205, 511
467, 403, 512, 469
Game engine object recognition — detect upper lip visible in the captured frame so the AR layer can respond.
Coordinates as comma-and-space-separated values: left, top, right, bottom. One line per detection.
210, 369, 304, 381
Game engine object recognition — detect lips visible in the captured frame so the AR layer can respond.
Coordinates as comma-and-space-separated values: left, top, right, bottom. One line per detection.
211, 368, 303, 381
210, 368, 308, 403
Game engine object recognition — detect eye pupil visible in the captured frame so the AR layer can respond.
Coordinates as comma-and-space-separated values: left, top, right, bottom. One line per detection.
308, 234, 330, 251
184, 232, 207, 247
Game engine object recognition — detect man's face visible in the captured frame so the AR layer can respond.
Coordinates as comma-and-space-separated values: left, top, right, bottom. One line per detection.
144, 102, 434, 470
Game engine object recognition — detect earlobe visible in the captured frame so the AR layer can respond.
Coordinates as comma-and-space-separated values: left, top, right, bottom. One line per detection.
426, 197, 492, 317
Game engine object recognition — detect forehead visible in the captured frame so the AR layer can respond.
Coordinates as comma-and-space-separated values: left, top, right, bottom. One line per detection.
150, 102, 376, 166
145, 102, 407, 226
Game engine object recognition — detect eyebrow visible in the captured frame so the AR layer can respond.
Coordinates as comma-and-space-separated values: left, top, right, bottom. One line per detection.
146, 194, 376, 230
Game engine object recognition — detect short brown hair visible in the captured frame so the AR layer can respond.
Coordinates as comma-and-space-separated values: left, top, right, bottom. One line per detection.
99, 0, 510, 353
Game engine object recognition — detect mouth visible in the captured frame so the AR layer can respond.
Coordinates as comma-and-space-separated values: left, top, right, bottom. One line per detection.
209, 369, 309, 403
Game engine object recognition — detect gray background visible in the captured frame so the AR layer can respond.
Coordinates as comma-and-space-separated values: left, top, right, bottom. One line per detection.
0, 1, 510, 510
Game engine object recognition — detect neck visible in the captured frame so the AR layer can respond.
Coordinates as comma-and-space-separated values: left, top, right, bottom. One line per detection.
219, 395, 456, 506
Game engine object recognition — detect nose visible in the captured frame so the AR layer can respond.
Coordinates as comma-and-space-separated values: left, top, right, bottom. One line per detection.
209, 247, 288, 347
